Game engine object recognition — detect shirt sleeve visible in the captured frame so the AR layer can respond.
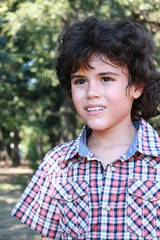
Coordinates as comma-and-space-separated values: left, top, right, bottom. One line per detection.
11, 155, 62, 239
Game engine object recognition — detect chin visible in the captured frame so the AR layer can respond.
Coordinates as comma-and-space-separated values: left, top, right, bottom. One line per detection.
88, 124, 110, 131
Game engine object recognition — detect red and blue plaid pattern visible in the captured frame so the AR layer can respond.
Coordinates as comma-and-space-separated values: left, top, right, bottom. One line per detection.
11, 119, 160, 239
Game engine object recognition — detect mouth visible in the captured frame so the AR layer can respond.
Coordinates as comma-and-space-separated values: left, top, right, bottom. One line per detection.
86, 106, 106, 112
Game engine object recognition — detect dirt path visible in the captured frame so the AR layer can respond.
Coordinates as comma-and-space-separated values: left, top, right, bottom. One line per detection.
0, 166, 40, 240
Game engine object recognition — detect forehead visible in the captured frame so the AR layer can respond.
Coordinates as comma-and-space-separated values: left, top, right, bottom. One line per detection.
76, 53, 129, 76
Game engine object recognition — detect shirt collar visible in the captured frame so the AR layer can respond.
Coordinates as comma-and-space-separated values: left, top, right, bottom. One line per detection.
62, 118, 160, 164
136, 118, 160, 157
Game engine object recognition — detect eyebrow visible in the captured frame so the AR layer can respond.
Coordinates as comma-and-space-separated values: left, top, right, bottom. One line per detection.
71, 75, 84, 80
71, 71, 120, 80
98, 72, 120, 76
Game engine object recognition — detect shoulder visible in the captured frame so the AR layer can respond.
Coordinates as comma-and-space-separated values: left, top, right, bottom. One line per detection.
137, 118, 160, 157
142, 119, 160, 141
137, 118, 160, 140
39, 139, 78, 173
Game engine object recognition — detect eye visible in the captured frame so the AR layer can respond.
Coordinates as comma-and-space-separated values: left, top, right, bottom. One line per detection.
74, 79, 86, 85
101, 77, 112, 82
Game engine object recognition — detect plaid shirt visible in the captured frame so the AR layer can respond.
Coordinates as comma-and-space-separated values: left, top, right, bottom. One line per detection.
11, 119, 160, 240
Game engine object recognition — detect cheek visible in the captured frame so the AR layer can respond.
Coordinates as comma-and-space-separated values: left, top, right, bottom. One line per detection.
107, 89, 133, 108
106, 89, 125, 102
71, 87, 76, 102
71, 91, 82, 108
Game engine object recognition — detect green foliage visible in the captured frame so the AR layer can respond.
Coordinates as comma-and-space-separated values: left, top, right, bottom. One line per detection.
150, 116, 160, 135
0, 0, 159, 167
28, 139, 39, 170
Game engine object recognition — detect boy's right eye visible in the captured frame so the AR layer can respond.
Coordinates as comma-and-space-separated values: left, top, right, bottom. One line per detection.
74, 79, 86, 85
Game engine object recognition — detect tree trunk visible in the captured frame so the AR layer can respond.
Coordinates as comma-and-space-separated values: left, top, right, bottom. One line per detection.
12, 129, 20, 166
59, 98, 76, 144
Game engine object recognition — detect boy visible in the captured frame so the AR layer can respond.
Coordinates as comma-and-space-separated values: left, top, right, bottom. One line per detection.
11, 16, 160, 239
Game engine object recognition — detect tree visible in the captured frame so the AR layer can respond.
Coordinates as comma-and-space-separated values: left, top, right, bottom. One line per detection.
0, 0, 159, 166
0, 0, 75, 166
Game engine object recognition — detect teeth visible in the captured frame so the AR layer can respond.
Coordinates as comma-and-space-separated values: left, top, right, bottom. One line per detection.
87, 107, 105, 112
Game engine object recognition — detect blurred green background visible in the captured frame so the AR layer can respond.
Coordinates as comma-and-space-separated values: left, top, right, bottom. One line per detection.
0, 0, 160, 169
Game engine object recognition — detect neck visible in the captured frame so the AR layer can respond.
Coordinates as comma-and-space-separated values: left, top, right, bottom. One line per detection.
88, 119, 137, 148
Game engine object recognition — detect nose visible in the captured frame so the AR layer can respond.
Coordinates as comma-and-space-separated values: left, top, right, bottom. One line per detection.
86, 81, 101, 99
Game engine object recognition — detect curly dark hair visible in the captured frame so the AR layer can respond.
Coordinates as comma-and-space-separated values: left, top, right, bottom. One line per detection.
56, 16, 160, 121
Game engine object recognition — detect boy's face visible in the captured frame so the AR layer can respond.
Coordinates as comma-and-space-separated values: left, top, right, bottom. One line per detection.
71, 54, 143, 132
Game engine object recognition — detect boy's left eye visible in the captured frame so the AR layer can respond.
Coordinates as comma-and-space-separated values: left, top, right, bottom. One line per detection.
101, 77, 112, 82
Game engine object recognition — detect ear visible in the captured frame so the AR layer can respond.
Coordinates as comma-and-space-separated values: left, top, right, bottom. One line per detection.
131, 83, 144, 99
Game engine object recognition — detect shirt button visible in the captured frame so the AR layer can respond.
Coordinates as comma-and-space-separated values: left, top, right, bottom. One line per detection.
148, 193, 154, 200
110, 165, 116, 172
67, 194, 73, 201
105, 205, 111, 212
